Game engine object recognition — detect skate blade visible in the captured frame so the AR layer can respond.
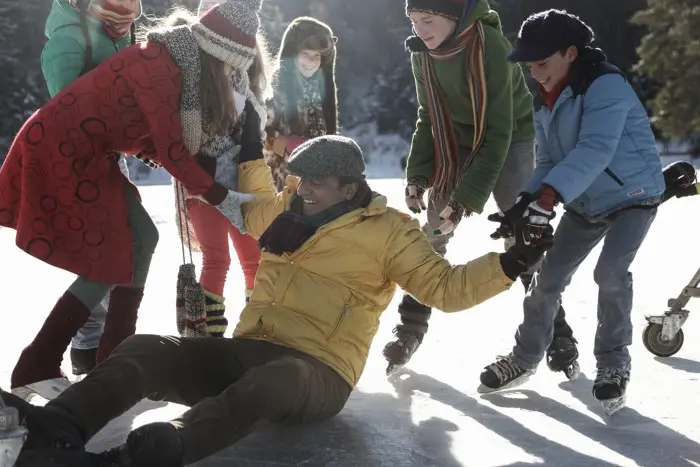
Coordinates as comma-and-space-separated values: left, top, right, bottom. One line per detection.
386, 362, 405, 376
564, 362, 581, 381
11, 378, 72, 403
601, 395, 626, 416
477, 373, 533, 394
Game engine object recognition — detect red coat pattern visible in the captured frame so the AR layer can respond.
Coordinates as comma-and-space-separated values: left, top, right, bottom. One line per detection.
0, 42, 227, 285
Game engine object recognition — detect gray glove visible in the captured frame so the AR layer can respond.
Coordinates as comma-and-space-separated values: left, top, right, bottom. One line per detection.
214, 189, 255, 233
214, 145, 241, 191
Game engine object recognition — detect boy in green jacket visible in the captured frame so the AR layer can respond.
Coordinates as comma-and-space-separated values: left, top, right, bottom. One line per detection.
383, 0, 577, 376
38, 0, 142, 381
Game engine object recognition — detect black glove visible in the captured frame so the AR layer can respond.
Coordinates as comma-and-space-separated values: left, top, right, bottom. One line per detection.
675, 183, 699, 198
499, 223, 555, 280
238, 100, 263, 163
662, 160, 697, 202
518, 186, 559, 246
487, 192, 533, 240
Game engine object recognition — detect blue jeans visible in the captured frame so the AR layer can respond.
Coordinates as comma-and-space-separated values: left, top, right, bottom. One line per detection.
510, 207, 657, 370
71, 297, 107, 349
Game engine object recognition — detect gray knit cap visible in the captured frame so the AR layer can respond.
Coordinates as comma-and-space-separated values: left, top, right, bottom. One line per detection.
192, 0, 261, 70
288, 135, 366, 180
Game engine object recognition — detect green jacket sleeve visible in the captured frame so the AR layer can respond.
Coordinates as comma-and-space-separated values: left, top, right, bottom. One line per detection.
405, 53, 436, 184
452, 29, 514, 214
41, 34, 87, 97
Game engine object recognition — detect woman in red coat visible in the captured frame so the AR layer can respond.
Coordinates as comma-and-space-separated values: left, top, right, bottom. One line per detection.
0, 0, 261, 399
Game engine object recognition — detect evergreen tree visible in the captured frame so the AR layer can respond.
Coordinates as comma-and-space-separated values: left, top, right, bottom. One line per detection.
0, 0, 51, 157
632, 0, 700, 139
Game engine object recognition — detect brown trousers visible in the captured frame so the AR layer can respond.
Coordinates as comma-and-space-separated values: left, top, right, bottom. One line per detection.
49, 335, 353, 464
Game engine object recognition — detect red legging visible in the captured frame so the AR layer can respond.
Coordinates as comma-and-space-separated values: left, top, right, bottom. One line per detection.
186, 199, 260, 295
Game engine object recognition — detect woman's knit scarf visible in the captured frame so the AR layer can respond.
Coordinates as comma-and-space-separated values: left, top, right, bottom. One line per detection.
146, 26, 204, 155
421, 21, 487, 200
147, 25, 266, 156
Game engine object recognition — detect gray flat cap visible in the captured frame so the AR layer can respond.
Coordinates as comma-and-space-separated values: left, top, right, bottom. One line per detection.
287, 135, 366, 180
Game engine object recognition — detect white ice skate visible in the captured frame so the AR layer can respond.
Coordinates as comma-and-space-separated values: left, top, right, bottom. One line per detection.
11, 377, 72, 404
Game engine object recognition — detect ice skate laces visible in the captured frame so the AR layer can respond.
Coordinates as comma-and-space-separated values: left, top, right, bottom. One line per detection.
595, 366, 629, 386
488, 356, 525, 384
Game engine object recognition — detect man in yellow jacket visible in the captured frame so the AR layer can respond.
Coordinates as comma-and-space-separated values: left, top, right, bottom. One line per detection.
1, 135, 552, 466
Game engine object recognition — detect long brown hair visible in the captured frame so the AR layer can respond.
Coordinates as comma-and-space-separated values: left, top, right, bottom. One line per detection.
139, 7, 272, 135
199, 51, 237, 135
249, 32, 275, 103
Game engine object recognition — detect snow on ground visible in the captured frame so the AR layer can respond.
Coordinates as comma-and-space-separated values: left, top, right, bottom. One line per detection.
1, 180, 699, 466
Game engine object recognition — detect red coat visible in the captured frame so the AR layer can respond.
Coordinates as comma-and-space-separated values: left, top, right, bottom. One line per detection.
0, 43, 227, 285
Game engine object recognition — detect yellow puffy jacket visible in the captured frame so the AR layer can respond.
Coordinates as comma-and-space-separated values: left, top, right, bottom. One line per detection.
235, 160, 514, 387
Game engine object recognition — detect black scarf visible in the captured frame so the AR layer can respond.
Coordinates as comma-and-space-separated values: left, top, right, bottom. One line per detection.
258, 185, 373, 256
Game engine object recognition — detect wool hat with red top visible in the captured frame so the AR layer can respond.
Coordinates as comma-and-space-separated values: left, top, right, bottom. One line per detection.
146, 0, 263, 155
507, 9, 594, 63
405, 0, 465, 20
191, 0, 261, 70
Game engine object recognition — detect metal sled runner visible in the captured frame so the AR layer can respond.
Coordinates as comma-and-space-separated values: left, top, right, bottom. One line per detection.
642, 267, 699, 357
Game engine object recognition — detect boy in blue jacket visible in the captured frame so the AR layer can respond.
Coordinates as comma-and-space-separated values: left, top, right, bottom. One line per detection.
478, 10, 664, 415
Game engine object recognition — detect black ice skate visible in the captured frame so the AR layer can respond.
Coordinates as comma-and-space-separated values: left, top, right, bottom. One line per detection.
96, 422, 184, 467
383, 326, 423, 375
70, 347, 97, 377
593, 366, 630, 416
546, 336, 580, 381
478, 355, 535, 394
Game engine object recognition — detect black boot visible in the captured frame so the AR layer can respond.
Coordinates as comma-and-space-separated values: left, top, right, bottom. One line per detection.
546, 307, 580, 380
383, 295, 429, 375
70, 347, 98, 376
97, 422, 184, 467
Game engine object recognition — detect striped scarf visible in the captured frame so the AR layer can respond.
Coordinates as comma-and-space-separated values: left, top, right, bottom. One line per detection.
421, 21, 487, 200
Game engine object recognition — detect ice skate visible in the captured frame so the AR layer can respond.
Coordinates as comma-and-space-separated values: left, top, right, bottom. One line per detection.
383, 327, 423, 376
593, 366, 630, 416
94, 422, 184, 467
546, 336, 580, 381
70, 347, 97, 377
478, 355, 535, 394
11, 377, 72, 403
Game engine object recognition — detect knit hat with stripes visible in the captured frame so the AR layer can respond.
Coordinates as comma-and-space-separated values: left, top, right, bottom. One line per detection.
192, 0, 261, 71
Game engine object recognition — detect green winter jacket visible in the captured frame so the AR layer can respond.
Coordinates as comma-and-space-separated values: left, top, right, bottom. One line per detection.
406, 0, 534, 214
41, 0, 132, 97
